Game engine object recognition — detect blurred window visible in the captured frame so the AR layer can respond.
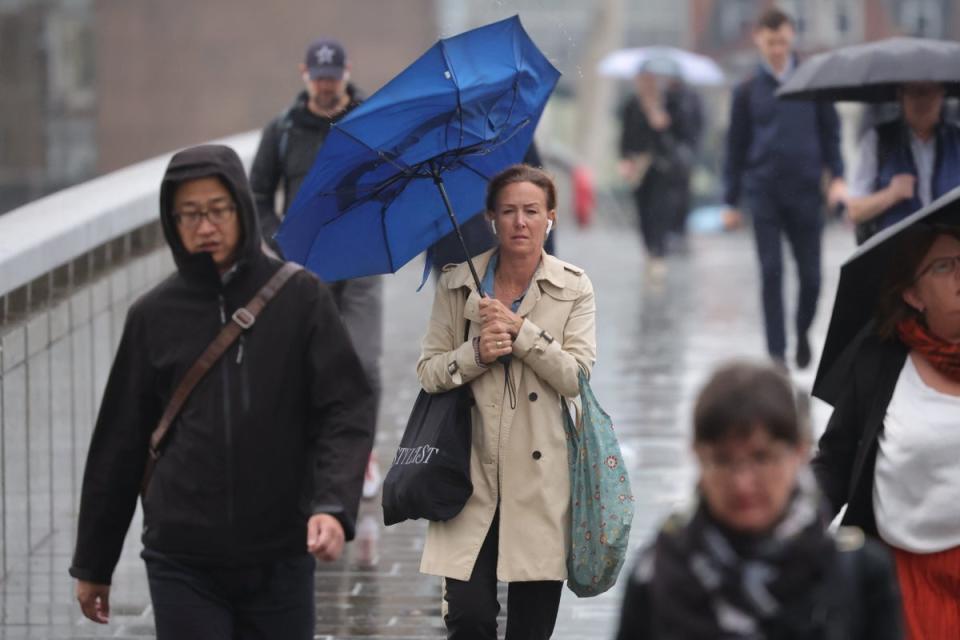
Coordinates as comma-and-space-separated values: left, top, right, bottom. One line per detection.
896, 0, 945, 38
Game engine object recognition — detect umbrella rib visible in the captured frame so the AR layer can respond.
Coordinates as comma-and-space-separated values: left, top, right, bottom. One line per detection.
437, 40, 466, 155
380, 202, 395, 273
315, 171, 419, 230
500, 42, 524, 129
330, 122, 417, 176
458, 158, 493, 182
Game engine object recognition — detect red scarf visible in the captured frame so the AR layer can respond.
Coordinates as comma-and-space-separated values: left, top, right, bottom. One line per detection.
896, 317, 960, 383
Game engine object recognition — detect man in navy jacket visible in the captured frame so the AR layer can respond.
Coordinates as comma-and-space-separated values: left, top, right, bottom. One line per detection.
723, 8, 846, 369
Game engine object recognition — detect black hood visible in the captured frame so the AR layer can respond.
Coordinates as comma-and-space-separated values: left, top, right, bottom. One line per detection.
159, 144, 264, 286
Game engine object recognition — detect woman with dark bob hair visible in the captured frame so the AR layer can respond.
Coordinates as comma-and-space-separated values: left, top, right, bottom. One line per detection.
813, 223, 960, 639
416, 164, 596, 639
616, 361, 902, 639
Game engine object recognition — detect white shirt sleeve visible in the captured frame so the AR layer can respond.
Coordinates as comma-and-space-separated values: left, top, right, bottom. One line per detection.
848, 128, 878, 199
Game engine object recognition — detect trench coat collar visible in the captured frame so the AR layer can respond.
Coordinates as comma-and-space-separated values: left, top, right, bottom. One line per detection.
445, 248, 565, 323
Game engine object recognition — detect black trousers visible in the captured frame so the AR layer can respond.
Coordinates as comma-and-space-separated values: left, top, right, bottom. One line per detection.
634, 169, 689, 258
143, 549, 316, 640
443, 513, 563, 640
746, 190, 823, 359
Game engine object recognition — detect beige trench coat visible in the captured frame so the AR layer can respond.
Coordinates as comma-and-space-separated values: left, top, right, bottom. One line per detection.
416, 248, 597, 582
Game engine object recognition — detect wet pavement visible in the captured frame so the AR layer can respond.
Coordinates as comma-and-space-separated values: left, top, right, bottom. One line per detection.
0, 210, 856, 638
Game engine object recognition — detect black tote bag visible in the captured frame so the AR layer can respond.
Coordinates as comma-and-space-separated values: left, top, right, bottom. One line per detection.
382, 320, 473, 526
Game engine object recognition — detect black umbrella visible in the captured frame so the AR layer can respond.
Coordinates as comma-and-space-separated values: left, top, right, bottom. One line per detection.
777, 37, 960, 102
813, 186, 960, 404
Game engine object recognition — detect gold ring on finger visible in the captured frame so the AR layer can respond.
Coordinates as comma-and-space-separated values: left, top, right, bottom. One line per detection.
497, 340, 503, 347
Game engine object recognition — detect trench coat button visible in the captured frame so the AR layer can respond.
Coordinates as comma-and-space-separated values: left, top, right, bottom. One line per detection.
532, 450, 542, 460
528, 392, 538, 402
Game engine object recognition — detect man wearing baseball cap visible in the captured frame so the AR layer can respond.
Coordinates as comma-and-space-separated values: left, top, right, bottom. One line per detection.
251, 37, 357, 241
250, 38, 385, 502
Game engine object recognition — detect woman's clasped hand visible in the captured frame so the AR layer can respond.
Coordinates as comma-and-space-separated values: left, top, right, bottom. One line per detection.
477, 297, 523, 364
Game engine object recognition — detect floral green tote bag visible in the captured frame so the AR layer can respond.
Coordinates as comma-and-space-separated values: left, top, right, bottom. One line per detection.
562, 371, 634, 597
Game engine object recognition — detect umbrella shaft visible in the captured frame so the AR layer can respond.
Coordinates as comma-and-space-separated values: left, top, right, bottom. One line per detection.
433, 173, 485, 295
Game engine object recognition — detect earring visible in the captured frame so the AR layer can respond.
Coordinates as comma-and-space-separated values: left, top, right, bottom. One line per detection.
546, 220, 554, 235
490, 220, 497, 236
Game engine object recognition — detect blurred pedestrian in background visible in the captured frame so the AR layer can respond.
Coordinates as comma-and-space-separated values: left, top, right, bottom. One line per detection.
619, 59, 701, 278
813, 222, 960, 639
249, 37, 384, 498
70, 145, 374, 639
846, 82, 960, 243
615, 361, 902, 639
723, 8, 846, 370
417, 165, 596, 639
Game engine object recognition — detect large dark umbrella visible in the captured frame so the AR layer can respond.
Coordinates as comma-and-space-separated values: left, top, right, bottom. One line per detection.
276, 16, 560, 293
814, 186, 960, 404
777, 37, 960, 102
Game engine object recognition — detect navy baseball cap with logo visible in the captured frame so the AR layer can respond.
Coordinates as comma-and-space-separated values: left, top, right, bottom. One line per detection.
304, 38, 346, 80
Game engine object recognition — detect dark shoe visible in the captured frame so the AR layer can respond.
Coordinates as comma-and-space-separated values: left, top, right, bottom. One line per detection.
796, 335, 812, 369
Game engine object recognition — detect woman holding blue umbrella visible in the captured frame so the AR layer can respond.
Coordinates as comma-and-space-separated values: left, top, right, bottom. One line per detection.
417, 165, 597, 639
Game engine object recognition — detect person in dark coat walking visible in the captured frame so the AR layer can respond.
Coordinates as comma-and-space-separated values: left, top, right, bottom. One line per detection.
249, 37, 384, 498
619, 60, 701, 277
615, 361, 902, 640
813, 223, 960, 638
69, 144, 374, 639
723, 8, 846, 369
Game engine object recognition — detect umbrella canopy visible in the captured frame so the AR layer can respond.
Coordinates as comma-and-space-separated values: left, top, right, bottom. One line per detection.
597, 46, 725, 86
813, 185, 960, 404
778, 37, 960, 102
276, 16, 560, 285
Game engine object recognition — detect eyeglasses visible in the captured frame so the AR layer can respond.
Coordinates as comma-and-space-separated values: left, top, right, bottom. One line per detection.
915, 255, 960, 281
173, 202, 236, 229
701, 446, 789, 478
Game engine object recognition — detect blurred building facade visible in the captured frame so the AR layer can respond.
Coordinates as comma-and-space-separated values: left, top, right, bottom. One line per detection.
0, 0, 95, 213
1, 0, 436, 214
3, 0, 958, 214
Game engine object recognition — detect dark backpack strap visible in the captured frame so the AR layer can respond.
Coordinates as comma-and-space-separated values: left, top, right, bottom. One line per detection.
140, 262, 303, 496
276, 107, 294, 164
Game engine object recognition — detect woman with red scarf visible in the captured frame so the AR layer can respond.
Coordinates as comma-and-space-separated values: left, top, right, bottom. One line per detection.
813, 223, 960, 640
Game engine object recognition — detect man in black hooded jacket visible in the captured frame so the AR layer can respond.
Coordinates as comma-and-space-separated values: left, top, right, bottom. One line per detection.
250, 37, 384, 499
69, 144, 374, 639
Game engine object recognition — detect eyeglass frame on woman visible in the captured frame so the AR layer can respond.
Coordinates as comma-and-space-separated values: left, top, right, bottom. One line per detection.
172, 200, 237, 229
914, 254, 960, 282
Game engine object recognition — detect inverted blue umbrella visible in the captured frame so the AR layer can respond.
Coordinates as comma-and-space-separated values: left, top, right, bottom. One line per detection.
275, 16, 560, 291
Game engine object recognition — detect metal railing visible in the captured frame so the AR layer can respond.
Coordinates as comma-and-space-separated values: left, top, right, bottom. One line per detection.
0, 131, 258, 580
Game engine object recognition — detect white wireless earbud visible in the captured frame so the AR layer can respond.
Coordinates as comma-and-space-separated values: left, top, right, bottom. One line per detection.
546, 220, 554, 235
490, 220, 497, 236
